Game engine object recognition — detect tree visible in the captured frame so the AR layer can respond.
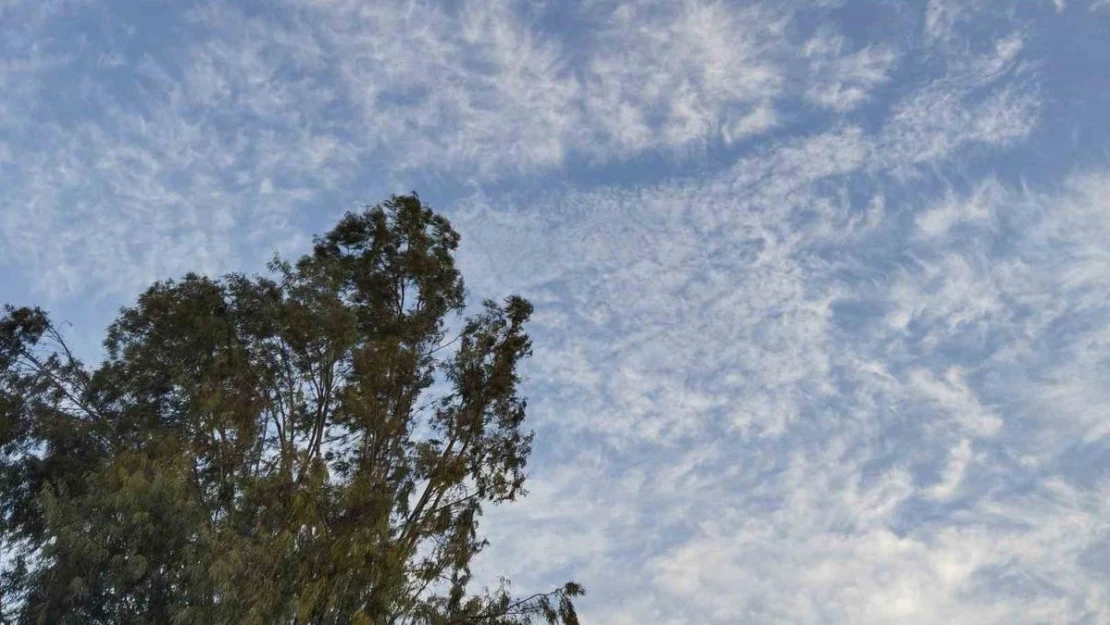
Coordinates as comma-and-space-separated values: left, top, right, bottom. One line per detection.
0, 195, 583, 625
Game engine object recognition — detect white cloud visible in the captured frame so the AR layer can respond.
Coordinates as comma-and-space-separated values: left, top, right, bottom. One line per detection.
989, 173, 1110, 444
909, 368, 1003, 437
618, 450, 1110, 625
459, 126, 1110, 625
915, 179, 1002, 237
877, 82, 1039, 172
927, 438, 974, 500
581, 0, 785, 153
2, 0, 928, 298
454, 154, 844, 443
803, 29, 898, 112
295, 0, 584, 177
0, 1, 359, 298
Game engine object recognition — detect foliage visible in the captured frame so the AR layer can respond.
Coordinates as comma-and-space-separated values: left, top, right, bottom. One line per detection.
0, 195, 583, 625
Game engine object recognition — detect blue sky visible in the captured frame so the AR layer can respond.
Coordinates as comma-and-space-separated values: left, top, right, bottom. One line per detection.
3, 0, 1110, 622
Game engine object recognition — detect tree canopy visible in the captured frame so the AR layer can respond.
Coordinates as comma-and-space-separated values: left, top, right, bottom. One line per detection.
0, 195, 583, 625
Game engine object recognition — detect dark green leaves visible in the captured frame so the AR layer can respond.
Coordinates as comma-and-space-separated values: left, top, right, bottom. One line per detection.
0, 195, 582, 625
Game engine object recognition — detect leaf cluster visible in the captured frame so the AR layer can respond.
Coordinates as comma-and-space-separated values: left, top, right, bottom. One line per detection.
0, 195, 583, 625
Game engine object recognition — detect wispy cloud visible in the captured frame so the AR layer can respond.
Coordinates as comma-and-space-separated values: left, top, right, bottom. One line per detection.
1, 0, 1041, 297
457, 26, 1106, 620
802, 28, 897, 112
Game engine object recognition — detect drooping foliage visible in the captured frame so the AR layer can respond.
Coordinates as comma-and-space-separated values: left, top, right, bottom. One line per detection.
0, 195, 583, 625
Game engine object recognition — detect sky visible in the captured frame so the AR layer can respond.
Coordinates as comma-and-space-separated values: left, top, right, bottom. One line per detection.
2, 0, 1110, 623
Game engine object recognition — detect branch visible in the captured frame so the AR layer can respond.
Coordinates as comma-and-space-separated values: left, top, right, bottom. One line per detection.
15, 349, 101, 423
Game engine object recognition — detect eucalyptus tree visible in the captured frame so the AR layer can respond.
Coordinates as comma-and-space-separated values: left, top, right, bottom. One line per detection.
0, 195, 582, 625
